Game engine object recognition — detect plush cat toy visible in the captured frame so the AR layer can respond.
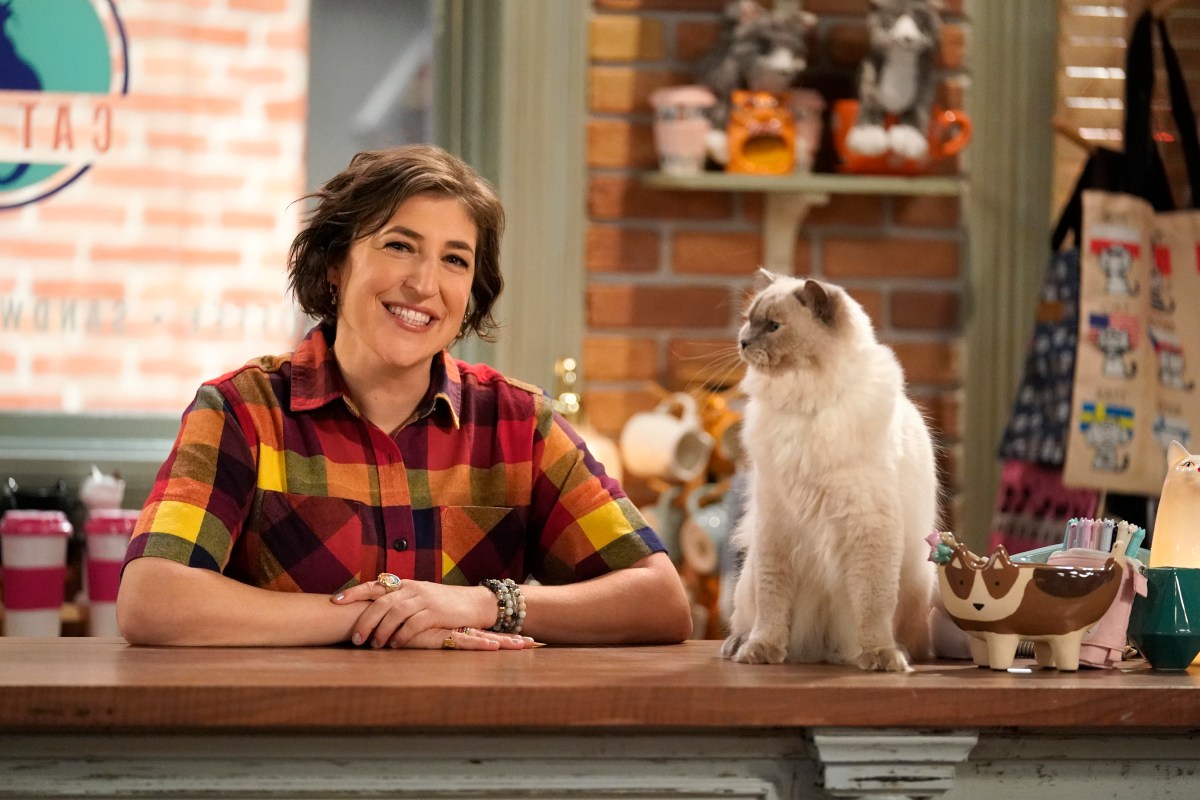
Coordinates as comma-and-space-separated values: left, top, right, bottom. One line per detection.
846, 0, 942, 161
697, 0, 816, 165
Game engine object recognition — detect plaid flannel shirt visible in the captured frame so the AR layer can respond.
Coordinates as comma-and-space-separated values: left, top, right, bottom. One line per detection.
125, 324, 662, 593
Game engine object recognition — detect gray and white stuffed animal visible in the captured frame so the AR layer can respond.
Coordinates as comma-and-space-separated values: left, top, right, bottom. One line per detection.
847, 0, 942, 161
698, 0, 816, 164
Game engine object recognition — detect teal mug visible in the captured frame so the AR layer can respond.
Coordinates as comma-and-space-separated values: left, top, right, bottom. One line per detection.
1128, 566, 1200, 670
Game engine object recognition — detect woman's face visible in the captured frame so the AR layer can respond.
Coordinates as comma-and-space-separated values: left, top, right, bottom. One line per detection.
329, 193, 476, 378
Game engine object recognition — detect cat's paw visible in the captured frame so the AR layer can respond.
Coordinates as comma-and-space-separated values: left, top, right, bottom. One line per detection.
733, 637, 787, 665
857, 646, 912, 673
888, 125, 929, 160
720, 634, 744, 660
846, 124, 888, 156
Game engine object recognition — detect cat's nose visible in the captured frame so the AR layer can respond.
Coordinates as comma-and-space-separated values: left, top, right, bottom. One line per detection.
739, 338, 749, 350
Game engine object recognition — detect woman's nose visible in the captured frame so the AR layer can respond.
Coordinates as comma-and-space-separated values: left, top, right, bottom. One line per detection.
402, 256, 438, 296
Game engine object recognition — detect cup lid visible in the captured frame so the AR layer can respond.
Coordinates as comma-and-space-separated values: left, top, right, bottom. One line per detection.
84, 509, 141, 535
0, 509, 73, 536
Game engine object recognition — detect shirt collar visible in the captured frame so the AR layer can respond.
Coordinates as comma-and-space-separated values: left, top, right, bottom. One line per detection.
290, 323, 462, 428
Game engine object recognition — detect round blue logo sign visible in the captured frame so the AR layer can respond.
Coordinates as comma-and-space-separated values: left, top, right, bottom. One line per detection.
0, 0, 129, 209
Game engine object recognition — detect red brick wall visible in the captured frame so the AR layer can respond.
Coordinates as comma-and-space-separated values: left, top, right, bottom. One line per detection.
584, 0, 968, 515
0, 0, 308, 414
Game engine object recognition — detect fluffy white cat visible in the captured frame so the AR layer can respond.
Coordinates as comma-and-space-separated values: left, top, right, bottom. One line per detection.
722, 269, 938, 672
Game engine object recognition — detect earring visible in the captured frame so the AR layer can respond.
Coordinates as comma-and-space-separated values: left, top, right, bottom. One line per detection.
329, 283, 338, 308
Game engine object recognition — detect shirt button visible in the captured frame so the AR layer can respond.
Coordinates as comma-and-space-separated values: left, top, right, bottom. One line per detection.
392, 539, 409, 552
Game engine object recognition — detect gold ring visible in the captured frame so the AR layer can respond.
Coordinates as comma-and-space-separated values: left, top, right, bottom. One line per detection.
455, 626, 474, 635
442, 632, 457, 650
376, 573, 401, 593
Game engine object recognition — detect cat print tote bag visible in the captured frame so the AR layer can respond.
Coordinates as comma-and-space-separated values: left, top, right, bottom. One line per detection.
1064, 12, 1200, 496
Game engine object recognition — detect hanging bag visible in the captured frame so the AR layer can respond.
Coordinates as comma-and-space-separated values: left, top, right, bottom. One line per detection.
1064, 11, 1200, 496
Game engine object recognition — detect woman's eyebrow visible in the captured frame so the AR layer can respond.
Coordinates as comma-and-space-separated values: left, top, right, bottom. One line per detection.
382, 225, 474, 254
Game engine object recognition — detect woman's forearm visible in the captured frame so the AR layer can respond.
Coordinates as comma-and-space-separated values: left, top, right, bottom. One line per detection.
117, 557, 367, 646
519, 553, 692, 644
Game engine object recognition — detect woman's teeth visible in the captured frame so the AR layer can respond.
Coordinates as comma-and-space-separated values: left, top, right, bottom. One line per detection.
387, 305, 431, 326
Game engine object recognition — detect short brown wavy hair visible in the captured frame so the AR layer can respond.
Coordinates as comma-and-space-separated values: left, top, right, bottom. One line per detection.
288, 145, 505, 342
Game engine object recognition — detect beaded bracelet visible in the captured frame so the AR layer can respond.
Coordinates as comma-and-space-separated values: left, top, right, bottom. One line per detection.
481, 578, 526, 634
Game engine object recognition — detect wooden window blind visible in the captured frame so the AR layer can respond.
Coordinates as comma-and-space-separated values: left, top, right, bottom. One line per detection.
1054, 0, 1200, 216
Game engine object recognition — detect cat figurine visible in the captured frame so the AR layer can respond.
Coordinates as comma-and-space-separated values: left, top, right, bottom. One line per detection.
721, 270, 938, 672
1149, 441, 1200, 568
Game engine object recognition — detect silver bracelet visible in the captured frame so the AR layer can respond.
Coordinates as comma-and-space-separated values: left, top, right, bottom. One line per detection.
481, 578, 526, 634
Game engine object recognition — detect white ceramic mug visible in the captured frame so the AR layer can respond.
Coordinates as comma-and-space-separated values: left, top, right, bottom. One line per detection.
619, 393, 714, 483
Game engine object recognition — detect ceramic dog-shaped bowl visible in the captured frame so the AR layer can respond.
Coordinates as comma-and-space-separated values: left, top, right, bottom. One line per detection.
930, 532, 1123, 671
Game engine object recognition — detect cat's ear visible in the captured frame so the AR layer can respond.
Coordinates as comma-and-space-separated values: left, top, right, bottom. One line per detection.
796, 279, 835, 326
752, 268, 779, 294
986, 546, 1012, 569
1169, 440, 1191, 466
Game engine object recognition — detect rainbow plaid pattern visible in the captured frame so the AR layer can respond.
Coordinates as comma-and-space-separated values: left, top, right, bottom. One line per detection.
125, 324, 662, 594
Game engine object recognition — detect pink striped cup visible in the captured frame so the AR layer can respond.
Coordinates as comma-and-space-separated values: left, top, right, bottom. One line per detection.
83, 510, 138, 637
1, 510, 71, 637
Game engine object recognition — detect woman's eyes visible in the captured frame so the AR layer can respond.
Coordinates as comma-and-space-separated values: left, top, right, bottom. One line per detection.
383, 241, 470, 268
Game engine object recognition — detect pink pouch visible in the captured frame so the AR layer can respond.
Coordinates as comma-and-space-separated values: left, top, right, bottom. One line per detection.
1047, 548, 1147, 668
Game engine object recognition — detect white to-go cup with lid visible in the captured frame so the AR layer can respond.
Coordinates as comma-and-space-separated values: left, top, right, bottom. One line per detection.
0, 510, 71, 637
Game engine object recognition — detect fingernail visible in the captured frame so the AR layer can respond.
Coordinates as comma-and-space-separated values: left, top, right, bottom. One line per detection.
333, 593, 345, 602
510, 636, 523, 645
352, 632, 362, 646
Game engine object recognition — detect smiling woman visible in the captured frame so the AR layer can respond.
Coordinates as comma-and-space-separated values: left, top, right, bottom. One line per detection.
115, 144, 693, 651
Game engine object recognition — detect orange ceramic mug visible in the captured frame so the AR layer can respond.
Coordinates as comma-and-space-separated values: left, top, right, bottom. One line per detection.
831, 99, 971, 176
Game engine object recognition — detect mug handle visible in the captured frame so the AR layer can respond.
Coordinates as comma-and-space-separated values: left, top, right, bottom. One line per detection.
658, 391, 699, 422
934, 109, 972, 157
685, 480, 729, 519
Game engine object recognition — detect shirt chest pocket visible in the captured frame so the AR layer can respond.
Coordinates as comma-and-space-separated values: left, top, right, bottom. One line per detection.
248, 491, 377, 592
439, 505, 529, 584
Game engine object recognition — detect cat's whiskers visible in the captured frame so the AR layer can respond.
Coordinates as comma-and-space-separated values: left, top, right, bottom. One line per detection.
675, 344, 744, 395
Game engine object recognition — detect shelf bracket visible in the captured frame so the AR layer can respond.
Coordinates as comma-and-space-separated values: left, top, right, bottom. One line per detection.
762, 191, 829, 274
812, 728, 979, 799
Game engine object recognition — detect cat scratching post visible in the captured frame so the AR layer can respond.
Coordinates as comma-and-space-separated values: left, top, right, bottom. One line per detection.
763, 191, 829, 274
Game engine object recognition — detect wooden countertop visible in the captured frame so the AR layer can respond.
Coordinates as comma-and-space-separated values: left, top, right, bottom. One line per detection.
2, 638, 1199, 732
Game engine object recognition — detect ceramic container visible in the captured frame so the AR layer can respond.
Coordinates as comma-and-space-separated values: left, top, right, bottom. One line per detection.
831, 99, 971, 176
1128, 566, 1200, 670
649, 85, 717, 175
931, 532, 1123, 671
619, 393, 714, 483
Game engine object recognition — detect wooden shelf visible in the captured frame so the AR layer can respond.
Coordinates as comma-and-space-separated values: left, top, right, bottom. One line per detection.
641, 170, 964, 196
641, 170, 964, 272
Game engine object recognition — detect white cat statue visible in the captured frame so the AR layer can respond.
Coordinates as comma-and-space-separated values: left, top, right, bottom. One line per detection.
721, 270, 938, 672
1148, 441, 1200, 569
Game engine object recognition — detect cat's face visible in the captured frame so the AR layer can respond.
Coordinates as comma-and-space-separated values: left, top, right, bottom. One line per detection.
1166, 441, 1200, 487
738, 270, 842, 375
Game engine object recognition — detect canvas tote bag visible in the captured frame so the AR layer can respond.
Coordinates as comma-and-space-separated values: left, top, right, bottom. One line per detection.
1065, 11, 1200, 496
